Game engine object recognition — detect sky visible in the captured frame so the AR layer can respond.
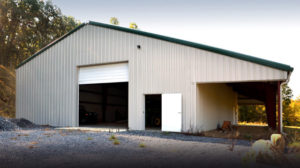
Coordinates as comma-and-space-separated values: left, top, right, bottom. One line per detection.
52, 0, 300, 98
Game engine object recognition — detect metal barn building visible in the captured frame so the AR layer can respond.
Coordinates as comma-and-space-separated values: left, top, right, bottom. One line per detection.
16, 21, 293, 133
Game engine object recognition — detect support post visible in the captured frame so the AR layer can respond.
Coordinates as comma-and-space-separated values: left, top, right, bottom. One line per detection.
102, 85, 107, 122
277, 81, 282, 133
265, 84, 277, 130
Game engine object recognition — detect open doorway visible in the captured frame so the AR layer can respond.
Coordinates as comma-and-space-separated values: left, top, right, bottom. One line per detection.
145, 95, 162, 130
79, 82, 128, 128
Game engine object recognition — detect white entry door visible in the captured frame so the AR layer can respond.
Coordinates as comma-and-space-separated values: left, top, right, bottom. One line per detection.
162, 93, 182, 132
78, 63, 128, 84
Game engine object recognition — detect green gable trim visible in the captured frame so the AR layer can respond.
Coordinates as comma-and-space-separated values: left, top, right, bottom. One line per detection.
17, 21, 293, 72
89, 21, 293, 72
16, 23, 86, 69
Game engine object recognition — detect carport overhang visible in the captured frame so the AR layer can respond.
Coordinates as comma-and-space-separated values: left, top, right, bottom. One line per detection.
228, 71, 292, 133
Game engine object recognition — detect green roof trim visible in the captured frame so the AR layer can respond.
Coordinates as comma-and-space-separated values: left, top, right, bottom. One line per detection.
17, 21, 294, 72
89, 21, 293, 72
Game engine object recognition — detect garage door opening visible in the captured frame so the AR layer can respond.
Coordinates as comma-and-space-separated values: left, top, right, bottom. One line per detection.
79, 82, 128, 128
145, 95, 162, 130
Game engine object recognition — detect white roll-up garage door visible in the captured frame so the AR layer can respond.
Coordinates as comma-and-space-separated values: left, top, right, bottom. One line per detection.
78, 63, 128, 84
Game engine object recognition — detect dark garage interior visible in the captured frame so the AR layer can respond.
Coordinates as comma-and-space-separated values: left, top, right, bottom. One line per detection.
145, 95, 162, 129
227, 82, 280, 130
79, 82, 128, 128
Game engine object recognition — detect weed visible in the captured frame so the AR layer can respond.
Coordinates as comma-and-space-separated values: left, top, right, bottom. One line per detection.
113, 139, 120, 145
139, 143, 146, 148
243, 134, 252, 141
161, 132, 170, 135
87, 137, 93, 140
109, 134, 116, 141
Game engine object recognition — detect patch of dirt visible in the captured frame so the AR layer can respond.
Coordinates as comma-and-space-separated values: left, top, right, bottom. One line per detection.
203, 125, 277, 141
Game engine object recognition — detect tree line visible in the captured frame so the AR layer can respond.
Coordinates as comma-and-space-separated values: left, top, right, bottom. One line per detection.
239, 84, 300, 126
0, 0, 80, 117
0, 0, 80, 68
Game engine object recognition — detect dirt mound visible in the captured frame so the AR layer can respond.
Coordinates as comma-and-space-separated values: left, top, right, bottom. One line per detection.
0, 116, 19, 131
9, 118, 38, 128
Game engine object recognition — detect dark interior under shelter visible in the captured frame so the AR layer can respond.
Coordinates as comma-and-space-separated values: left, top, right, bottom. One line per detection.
145, 95, 162, 130
79, 82, 128, 128
227, 81, 281, 131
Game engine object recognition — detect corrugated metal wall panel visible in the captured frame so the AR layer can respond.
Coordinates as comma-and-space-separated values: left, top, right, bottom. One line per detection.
193, 49, 287, 82
16, 24, 288, 131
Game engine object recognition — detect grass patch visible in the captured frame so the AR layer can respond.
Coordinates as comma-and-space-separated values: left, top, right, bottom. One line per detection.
113, 139, 120, 145
288, 142, 300, 148
284, 126, 300, 147
87, 137, 93, 140
161, 131, 170, 135
109, 134, 117, 141
238, 121, 268, 126
285, 126, 300, 129
139, 143, 146, 148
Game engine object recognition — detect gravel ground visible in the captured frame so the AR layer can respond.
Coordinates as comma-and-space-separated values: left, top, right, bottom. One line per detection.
0, 129, 279, 168
0, 117, 19, 131
0, 117, 51, 131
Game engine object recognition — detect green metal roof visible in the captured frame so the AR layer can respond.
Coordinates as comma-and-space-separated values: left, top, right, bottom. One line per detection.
17, 21, 294, 72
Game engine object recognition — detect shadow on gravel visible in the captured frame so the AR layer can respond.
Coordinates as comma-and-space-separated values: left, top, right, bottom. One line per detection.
117, 130, 252, 147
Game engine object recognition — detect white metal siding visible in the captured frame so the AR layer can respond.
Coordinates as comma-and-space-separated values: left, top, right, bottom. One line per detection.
16, 24, 288, 131
78, 63, 128, 84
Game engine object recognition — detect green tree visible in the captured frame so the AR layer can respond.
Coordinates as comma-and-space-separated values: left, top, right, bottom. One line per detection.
110, 17, 119, 25
0, 0, 80, 68
282, 83, 295, 125
282, 83, 293, 105
239, 105, 266, 123
0, 0, 80, 118
129, 22, 138, 29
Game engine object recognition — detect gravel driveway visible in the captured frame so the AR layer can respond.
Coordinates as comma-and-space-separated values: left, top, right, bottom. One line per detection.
0, 129, 274, 168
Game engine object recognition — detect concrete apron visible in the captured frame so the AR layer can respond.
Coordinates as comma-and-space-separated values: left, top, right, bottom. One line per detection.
56, 126, 128, 132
